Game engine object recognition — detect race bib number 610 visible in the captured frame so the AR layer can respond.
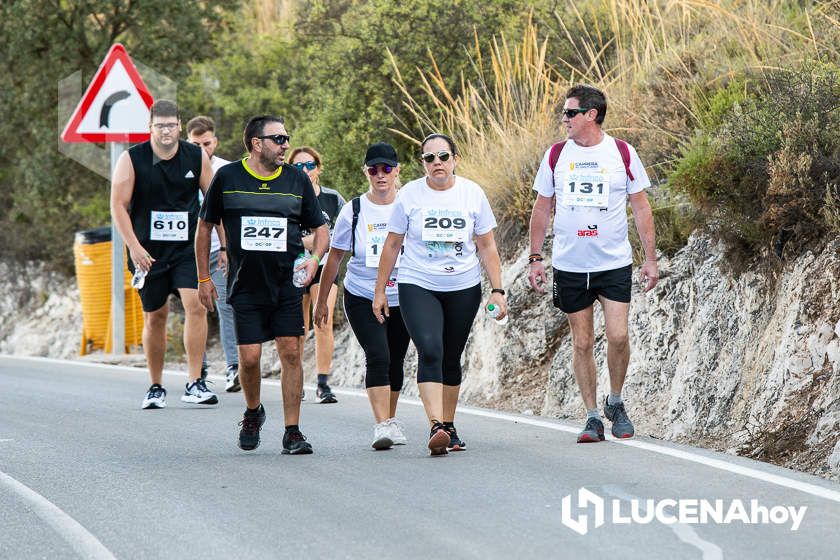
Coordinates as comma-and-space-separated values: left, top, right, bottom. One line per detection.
150, 210, 188, 241
241, 216, 287, 252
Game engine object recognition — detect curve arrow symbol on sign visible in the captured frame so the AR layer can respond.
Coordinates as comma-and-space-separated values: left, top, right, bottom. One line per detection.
99, 91, 131, 128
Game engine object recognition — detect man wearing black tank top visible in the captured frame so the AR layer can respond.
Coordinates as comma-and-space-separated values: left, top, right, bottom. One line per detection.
111, 100, 218, 410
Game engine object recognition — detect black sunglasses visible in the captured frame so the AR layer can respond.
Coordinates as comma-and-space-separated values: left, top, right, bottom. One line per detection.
366, 164, 395, 176
258, 134, 290, 145
420, 151, 452, 163
562, 108, 590, 119
293, 161, 318, 171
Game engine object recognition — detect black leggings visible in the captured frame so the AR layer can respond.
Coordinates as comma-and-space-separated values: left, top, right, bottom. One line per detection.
343, 291, 411, 390
398, 283, 482, 386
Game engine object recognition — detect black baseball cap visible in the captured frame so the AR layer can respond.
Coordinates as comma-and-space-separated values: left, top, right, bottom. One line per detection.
364, 142, 399, 166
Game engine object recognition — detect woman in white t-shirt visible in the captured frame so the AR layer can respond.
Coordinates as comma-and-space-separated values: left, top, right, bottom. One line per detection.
372, 133, 507, 456
314, 143, 411, 450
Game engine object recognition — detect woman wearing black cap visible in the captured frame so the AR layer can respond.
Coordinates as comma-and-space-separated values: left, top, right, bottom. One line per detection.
314, 142, 411, 450
372, 133, 507, 456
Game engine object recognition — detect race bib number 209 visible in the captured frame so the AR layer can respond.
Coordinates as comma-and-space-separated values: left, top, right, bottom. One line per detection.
241, 216, 287, 252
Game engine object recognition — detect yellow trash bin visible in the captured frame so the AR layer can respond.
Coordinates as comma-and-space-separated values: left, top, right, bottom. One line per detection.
73, 227, 144, 355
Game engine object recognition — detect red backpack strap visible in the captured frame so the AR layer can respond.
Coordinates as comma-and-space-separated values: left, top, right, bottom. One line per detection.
613, 138, 635, 182
548, 141, 566, 171
548, 141, 566, 188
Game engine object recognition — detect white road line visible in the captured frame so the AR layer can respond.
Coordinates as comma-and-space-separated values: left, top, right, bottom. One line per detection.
5, 355, 840, 504
0, 471, 116, 559
603, 484, 723, 560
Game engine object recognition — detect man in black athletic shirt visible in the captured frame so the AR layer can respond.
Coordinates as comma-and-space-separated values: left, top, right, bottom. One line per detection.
196, 115, 329, 454
111, 99, 218, 410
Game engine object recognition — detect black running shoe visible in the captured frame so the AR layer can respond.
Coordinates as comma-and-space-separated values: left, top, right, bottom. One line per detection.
445, 424, 466, 451
316, 384, 338, 404
428, 422, 450, 456
603, 396, 635, 439
577, 416, 606, 443
282, 430, 313, 455
238, 405, 266, 451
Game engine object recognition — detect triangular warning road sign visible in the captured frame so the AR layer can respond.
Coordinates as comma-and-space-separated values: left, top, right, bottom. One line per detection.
61, 43, 154, 143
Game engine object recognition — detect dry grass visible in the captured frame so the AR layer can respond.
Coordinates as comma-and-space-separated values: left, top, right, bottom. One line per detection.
388, 1, 840, 254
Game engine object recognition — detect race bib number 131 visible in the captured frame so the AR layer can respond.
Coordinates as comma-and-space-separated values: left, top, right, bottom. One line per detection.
241, 216, 287, 252
561, 172, 610, 207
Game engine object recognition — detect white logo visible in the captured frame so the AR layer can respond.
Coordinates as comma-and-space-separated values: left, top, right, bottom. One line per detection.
185, 170, 195, 178
560, 488, 807, 535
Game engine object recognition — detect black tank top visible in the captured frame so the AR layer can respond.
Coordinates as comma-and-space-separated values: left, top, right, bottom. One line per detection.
128, 140, 203, 265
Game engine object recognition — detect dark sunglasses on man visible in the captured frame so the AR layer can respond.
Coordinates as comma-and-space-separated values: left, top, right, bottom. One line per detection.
258, 134, 290, 145
562, 108, 589, 119
293, 161, 318, 171
420, 151, 452, 163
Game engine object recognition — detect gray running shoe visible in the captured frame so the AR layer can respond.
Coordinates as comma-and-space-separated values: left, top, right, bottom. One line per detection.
577, 417, 605, 443
603, 396, 635, 439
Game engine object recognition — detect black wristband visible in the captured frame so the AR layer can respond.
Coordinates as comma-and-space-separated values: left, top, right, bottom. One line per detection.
491, 288, 506, 296
219, 246, 227, 251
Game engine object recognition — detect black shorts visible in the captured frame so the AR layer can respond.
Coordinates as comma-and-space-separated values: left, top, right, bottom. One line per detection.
137, 254, 198, 312
231, 284, 304, 345
303, 264, 339, 295
553, 265, 632, 314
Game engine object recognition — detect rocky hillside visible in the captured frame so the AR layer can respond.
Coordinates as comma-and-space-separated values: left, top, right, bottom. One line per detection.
2, 235, 839, 479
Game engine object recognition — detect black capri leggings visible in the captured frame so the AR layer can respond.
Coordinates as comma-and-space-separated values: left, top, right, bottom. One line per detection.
398, 283, 482, 386
343, 291, 411, 391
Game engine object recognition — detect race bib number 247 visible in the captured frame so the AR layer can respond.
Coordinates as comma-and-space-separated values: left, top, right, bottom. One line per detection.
241, 216, 287, 252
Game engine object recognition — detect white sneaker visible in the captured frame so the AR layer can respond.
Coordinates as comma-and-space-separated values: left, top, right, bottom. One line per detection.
387, 417, 407, 445
181, 378, 219, 405
142, 384, 166, 409
224, 364, 241, 393
371, 421, 394, 450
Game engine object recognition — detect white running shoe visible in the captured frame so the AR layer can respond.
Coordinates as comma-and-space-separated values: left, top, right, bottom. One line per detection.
181, 378, 219, 405
372, 421, 394, 450
387, 417, 407, 445
142, 384, 166, 409
224, 364, 241, 393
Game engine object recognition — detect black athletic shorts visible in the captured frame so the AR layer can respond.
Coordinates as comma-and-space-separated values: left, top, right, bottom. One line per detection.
552, 264, 632, 314
231, 284, 304, 345
137, 253, 198, 312
303, 264, 339, 295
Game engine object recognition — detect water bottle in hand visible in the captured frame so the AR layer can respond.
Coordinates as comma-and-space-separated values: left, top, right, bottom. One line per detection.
486, 303, 508, 325
131, 268, 147, 290
292, 254, 309, 287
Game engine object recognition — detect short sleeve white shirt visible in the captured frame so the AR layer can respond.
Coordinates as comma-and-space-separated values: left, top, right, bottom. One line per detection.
331, 195, 400, 307
532, 133, 650, 272
388, 175, 496, 291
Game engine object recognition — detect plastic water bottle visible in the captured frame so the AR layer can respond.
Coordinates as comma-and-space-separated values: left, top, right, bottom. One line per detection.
131, 268, 147, 290
292, 254, 309, 287
486, 303, 508, 325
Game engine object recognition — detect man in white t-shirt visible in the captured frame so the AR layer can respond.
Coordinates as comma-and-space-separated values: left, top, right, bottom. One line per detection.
527, 85, 659, 443
187, 116, 239, 392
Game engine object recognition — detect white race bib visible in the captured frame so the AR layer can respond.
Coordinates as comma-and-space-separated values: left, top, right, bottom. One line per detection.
421, 208, 469, 242
561, 171, 610, 207
365, 224, 403, 268
241, 216, 287, 252
150, 211, 188, 241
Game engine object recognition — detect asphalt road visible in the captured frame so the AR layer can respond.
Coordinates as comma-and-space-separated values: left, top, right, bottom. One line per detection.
2, 355, 839, 559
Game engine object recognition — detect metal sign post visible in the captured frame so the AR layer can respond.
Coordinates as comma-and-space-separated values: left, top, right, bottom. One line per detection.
110, 142, 127, 355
